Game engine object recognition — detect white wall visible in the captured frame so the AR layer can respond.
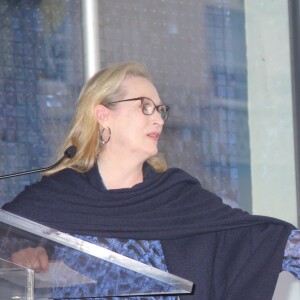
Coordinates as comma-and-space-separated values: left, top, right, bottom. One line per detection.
245, 1, 300, 299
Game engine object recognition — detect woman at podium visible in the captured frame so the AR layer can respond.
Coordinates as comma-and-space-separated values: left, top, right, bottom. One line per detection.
2, 62, 300, 299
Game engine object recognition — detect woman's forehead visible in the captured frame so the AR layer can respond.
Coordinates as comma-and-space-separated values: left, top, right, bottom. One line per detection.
121, 76, 161, 101
122, 76, 155, 92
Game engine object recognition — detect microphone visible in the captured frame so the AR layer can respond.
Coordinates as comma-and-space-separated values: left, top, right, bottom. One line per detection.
0, 145, 77, 180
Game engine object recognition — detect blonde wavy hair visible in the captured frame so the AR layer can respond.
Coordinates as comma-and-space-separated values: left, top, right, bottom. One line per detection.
44, 62, 167, 176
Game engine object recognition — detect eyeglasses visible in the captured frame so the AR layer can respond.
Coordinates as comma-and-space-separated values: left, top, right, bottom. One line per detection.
106, 97, 170, 122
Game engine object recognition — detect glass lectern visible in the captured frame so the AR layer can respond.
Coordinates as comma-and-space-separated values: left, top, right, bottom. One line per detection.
0, 209, 193, 299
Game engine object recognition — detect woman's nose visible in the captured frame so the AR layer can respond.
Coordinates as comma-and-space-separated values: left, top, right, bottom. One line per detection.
153, 110, 165, 126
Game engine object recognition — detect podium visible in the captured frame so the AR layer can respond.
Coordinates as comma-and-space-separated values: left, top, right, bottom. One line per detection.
0, 209, 193, 299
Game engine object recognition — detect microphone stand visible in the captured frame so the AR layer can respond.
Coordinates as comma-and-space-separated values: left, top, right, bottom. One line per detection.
0, 145, 77, 180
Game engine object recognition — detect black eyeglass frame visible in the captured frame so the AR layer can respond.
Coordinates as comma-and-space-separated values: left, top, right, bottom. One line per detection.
105, 97, 170, 122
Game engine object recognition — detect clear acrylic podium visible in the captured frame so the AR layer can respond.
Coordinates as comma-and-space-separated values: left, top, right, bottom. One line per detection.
0, 209, 193, 299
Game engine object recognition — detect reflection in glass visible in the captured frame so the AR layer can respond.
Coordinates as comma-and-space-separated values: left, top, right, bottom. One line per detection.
0, 0, 84, 205
0, 210, 193, 299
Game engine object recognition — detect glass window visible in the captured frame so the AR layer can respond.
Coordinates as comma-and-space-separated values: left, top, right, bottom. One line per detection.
0, 0, 84, 204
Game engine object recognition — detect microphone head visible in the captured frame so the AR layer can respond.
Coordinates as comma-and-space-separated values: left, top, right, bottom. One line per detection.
64, 145, 77, 158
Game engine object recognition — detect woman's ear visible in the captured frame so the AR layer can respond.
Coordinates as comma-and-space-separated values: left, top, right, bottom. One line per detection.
94, 105, 109, 123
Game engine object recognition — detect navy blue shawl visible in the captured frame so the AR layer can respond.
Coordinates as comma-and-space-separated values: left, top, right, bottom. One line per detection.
2, 164, 295, 299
